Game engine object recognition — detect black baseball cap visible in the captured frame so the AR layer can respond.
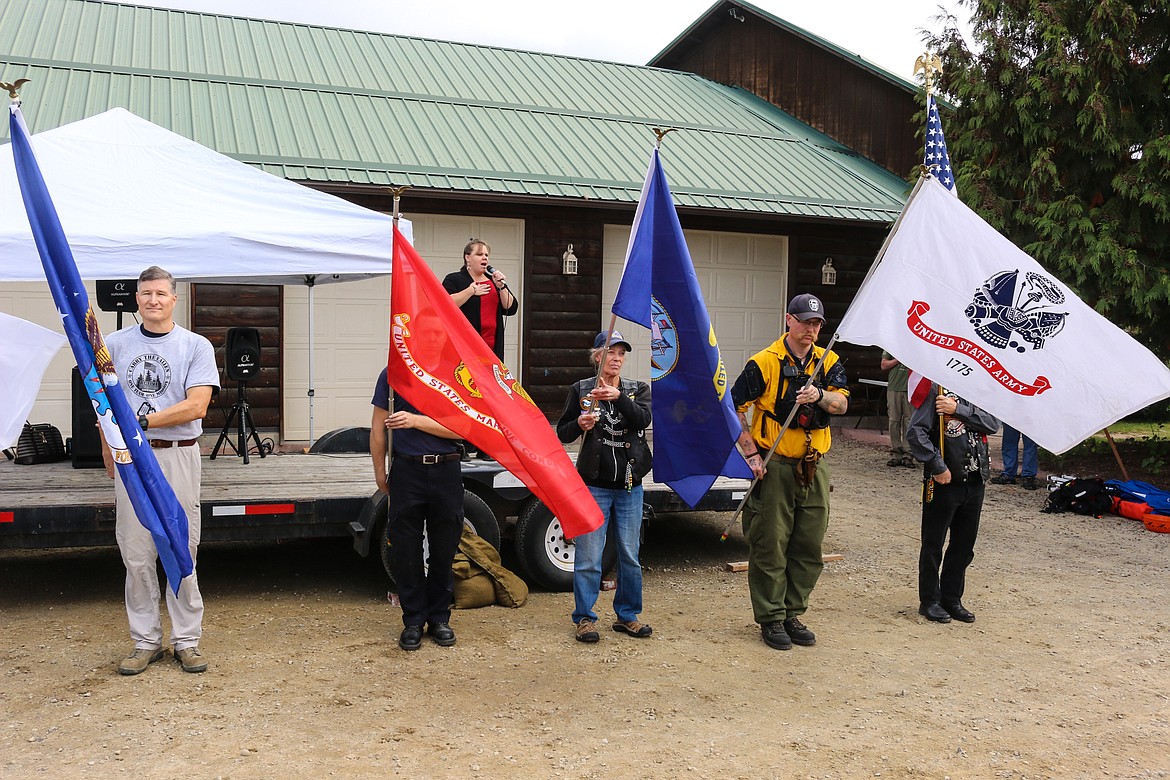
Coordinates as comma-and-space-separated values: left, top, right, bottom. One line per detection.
594, 330, 632, 350
787, 293, 826, 322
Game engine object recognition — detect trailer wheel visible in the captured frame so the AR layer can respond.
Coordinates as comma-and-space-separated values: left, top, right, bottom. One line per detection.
378, 489, 500, 583
513, 499, 616, 592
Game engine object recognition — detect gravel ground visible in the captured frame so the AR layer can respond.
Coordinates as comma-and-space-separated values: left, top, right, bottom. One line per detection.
2, 433, 1169, 779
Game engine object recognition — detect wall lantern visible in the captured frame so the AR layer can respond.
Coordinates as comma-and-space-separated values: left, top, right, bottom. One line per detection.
562, 243, 579, 275
821, 257, 837, 286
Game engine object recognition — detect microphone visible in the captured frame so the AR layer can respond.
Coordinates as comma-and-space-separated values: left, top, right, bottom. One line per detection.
486, 264, 509, 291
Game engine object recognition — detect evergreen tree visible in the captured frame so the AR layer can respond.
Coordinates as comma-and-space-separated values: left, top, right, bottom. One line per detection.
924, 0, 1170, 356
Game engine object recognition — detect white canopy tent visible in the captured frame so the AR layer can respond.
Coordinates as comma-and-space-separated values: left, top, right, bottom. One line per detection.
0, 108, 406, 442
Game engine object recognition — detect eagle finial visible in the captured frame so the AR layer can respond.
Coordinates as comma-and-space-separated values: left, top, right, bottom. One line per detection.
652, 127, 677, 148
1, 78, 31, 102
913, 53, 943, 94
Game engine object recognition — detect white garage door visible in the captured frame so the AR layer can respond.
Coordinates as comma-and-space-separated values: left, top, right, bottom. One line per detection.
283, 215, 524, 441
602, 226, 788, 385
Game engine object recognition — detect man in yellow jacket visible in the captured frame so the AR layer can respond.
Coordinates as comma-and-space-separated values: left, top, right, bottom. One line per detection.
731, 294, 849, 651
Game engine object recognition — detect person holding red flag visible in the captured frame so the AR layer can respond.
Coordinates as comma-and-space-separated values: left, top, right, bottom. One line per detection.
371, 310, 465, 651
387, 225, 602, 543
557, 331, 654, 643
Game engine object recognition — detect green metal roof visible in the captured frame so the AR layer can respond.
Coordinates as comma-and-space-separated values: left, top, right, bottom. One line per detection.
0, 0, 909, 222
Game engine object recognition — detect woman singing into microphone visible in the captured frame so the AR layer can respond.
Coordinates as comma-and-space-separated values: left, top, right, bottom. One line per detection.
442, 239, 518, 360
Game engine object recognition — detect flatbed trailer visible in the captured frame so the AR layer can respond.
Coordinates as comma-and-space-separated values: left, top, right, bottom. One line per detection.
0, 450, 751, 591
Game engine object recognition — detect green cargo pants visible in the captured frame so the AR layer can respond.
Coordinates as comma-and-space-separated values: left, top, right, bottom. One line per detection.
741, 456, 830, 624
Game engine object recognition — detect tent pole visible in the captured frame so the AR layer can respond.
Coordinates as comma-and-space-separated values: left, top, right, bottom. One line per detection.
305, 274, 316, 445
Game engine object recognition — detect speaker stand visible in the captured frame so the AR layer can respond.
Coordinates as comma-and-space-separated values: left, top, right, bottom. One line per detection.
210, 380, 266, 464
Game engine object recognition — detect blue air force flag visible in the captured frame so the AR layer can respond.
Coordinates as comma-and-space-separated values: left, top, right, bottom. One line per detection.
8, 103, 193, 593
612, 149, 752, 505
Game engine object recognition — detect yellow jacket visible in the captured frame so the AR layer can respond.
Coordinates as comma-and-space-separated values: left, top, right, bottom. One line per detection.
733, 338, 849, 459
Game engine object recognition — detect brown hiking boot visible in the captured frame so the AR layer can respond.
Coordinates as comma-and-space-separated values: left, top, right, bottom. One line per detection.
118, 646, 165, 675
175, 645, 208, 673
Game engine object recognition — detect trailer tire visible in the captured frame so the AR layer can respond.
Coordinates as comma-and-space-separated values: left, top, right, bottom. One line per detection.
513, 499, 615, 592
378, 489, 500, 584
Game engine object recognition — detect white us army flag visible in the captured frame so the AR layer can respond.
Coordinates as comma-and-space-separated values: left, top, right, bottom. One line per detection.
837, 176, 1170, 454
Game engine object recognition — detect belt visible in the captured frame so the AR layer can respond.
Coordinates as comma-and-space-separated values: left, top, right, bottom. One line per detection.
767, 454, 803, 465
149, 438, 199, 449
393, 452, 461, 464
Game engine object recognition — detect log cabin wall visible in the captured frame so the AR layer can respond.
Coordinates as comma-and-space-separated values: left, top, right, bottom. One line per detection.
190, 284, 283, 431
524, 210, 607, 417
652, 7, 921, 178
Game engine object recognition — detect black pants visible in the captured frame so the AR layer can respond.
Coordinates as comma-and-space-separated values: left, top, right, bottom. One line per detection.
919, 478, 984, 606
386, 457, 464, 628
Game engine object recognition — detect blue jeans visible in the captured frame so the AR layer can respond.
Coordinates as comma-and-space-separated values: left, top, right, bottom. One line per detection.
1001, 425, 1038, 478
573, 485, 644, 624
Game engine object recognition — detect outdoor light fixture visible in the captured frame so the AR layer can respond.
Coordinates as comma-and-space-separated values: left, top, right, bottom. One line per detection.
821, 257, 837, 285
562, 243, 578, 275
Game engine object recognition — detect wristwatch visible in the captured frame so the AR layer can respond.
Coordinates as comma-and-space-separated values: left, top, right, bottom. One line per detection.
137, 414, 149, 431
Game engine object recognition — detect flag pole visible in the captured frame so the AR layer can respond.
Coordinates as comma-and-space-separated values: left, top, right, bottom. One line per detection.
594, 127, 675, 387
847, 53, 944, 316
1103, 428, 1130, 481
389, 185, 409, 226
593, 313, 621, 387
720, 332, 841, 541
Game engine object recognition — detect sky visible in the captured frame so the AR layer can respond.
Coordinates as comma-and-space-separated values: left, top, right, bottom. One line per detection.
122, 0, 970, 79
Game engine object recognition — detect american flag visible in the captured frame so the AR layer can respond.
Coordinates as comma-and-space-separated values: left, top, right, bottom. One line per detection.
905, 92, 958, 406
925, 93, 957, 195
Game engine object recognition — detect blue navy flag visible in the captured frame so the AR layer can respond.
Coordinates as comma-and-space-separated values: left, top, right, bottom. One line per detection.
8, 104, 192, 593
925, 93, 957, 195
612, 148, 752, 506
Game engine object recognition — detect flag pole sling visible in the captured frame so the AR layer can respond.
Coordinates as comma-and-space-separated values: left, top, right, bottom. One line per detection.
720, 332, 841, 541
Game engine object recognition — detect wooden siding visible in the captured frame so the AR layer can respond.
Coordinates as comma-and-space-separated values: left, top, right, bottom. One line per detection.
190, 284, 283, 431
653, 11, 921, 178
787, 229, 887, 394
524, 212, 608, 418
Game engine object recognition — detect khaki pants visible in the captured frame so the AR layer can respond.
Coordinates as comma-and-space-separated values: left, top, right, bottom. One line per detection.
114, 444, 204, 651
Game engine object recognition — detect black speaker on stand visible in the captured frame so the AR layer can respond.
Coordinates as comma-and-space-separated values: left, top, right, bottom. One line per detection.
70, 367, 105, 468
211, 327, 266, 464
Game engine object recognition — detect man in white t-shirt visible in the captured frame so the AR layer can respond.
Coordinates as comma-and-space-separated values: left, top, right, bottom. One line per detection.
102, 266, 220, 675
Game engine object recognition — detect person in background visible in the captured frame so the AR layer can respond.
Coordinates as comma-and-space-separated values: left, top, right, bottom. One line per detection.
442, 239, 517, 361
731, 293, 849, 651
991, 424, 1040, 490
557, 330, 653, 644
908, 384, 999, 625
103, 266, 219, 675
881, 351, 914, 468
443, 239, 517, 461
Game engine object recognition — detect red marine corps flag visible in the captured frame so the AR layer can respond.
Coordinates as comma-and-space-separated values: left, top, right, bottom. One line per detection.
387, 225, 603, 539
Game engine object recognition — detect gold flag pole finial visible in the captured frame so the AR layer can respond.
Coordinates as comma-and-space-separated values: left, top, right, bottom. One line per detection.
1, 78, 31, 104
652, 127, 676, 148
913, 53, 943, 96
388, 185, 410, 225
